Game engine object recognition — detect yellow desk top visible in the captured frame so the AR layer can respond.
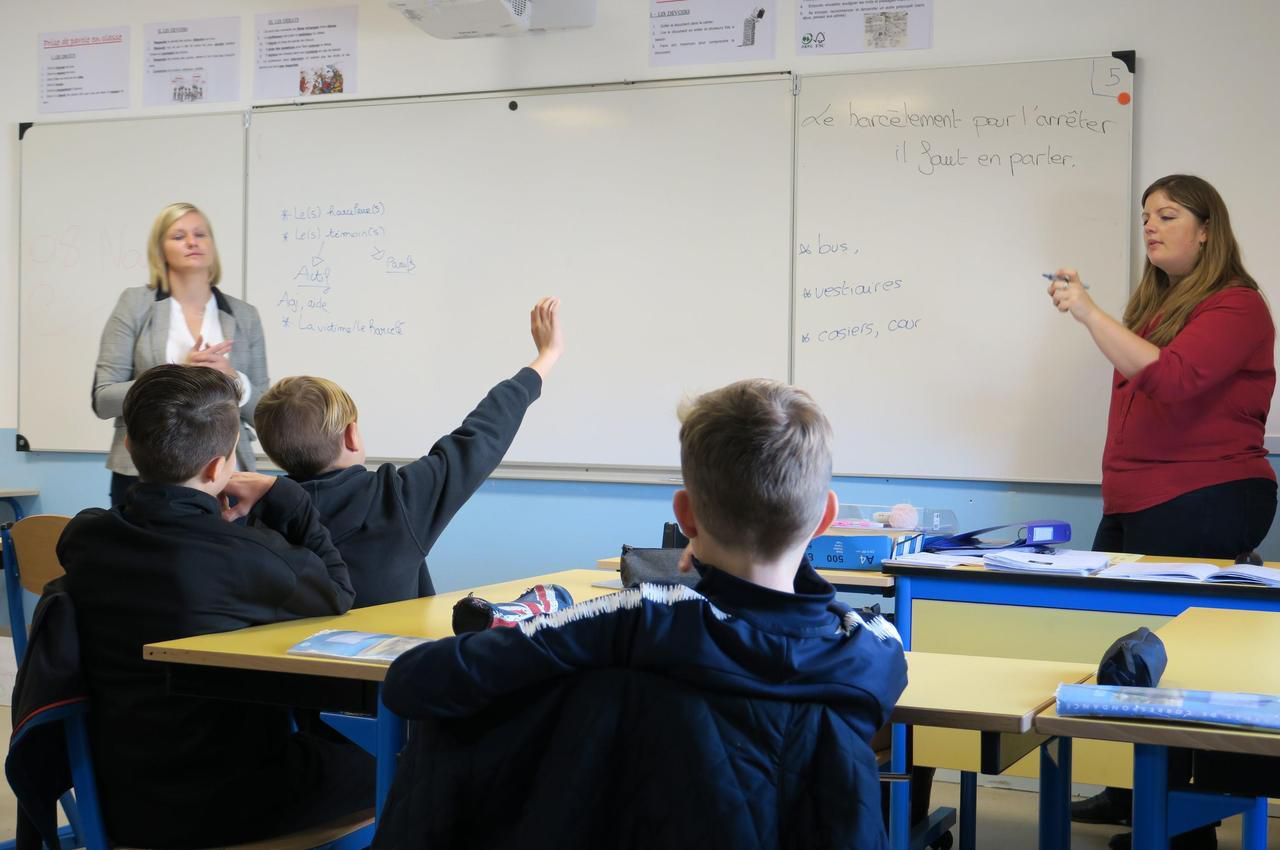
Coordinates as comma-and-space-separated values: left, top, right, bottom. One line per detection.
897, 652, 1094, 734
594, 556, 895, 589
144, 569, 616, 683
1034, 607, 1280, 755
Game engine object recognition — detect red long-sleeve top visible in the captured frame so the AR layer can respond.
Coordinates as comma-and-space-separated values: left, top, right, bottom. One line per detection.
1102, 286, 1276, 514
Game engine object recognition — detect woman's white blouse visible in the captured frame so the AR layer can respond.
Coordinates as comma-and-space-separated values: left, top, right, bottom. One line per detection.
165, 293, 252, 405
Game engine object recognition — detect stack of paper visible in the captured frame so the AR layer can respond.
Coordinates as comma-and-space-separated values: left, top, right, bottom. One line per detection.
982, 549, 1110, 576
1096, 562, 1280, 587
887, 553, 984, 568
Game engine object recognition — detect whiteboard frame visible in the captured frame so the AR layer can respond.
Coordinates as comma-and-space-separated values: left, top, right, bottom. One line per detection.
17, 60, 1141, 486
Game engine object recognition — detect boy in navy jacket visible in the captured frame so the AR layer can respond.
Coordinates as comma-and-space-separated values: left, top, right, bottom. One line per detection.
377, 379, 908, 849
250, 297, 563, 606
59, 365, 372, 848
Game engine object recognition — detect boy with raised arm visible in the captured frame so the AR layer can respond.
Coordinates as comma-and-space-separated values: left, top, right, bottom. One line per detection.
58, 364, 371, 847
375, 378, 908, 849
251, 297, 563, 606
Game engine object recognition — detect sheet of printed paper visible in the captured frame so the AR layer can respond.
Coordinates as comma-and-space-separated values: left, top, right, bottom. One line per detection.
144, 17, 241, 107
650, 0, 776, 67
38, 26, 130, 113
796, 0, 932, 55
255, 6, 357, 99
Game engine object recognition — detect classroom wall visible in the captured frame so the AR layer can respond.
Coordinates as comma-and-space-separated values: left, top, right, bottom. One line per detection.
3, 1, 1279, 586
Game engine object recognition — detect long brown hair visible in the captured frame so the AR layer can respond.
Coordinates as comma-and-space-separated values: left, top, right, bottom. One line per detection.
1124, 175, 1259, 346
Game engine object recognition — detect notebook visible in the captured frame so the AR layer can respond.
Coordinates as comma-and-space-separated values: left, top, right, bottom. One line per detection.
1096, 562, 1280, 588
287, 629, 431, 664
1057, 682, 1280, 732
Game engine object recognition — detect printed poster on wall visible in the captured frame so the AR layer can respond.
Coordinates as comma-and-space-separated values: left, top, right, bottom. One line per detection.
796, 0, 932, 55
38, 26, 130, 113
255, 6, 357, 99
144, 17, 241, 107
650, 0, 776, 67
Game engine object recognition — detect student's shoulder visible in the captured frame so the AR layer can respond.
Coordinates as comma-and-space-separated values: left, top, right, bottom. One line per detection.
63, 506, 119, 537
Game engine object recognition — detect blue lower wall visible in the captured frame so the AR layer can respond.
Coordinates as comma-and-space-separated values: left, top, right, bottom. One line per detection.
3, 427, 1278, 593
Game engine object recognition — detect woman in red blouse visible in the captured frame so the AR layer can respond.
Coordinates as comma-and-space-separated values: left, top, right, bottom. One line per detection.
1051, 174, 1275, 849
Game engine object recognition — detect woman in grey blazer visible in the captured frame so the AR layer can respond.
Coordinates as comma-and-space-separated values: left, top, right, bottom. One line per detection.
93, 202, 268, 507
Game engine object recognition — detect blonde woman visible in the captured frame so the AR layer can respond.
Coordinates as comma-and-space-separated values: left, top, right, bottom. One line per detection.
1051, 174, 1275, 850
93, 202, 268, 507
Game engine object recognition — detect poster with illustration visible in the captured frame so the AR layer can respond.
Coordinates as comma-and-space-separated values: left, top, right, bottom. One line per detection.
255, 6, 357, 99
650, 0, 775, 66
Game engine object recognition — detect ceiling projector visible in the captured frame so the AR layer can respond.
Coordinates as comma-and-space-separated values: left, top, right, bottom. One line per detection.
389, 0, 596, 39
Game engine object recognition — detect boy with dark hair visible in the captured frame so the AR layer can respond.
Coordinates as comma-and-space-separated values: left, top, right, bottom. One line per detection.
59, 364, 371, 848
250, 297, 563, 606
374, 379, 908, 849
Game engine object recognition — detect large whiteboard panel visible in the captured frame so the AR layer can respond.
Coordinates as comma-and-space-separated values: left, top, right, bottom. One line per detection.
19, 113, 246, 452
247, 77, 793, 468
794, 57, 1134, 482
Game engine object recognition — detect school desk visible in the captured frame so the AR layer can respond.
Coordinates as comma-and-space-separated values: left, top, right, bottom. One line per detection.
0, 489, 38, 521
1036, 606, 1280, 850
881, 556, 1280, 789
893, 652, 1095, 850
144, 567, 1093, 850
144, 569, 617, 820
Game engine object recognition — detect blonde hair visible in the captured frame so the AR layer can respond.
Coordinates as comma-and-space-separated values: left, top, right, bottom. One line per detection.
1124, 175, 1260, 346
147, 202, 222, 292
678, 379, 833, 560
255, 376, 359, 478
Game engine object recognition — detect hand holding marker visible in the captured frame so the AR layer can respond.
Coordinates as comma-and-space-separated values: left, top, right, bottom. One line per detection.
1043, 273, 1089, 290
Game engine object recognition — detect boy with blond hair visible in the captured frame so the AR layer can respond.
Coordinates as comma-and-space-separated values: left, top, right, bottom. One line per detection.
251, 298, 562, 606
374, 379, 908, 849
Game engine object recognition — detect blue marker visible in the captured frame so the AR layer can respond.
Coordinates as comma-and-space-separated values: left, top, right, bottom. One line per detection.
1043, 273, 1090, 290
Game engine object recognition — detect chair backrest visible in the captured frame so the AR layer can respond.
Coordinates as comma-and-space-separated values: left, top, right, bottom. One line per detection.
19, 703, 372, 850
10, 514, 71, 595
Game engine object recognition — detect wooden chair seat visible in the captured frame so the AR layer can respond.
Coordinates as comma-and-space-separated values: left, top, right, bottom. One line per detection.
116, 807, 375, 850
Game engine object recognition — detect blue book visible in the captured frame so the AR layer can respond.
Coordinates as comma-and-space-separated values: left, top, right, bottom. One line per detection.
1056, 682, 1280, 732
287, 629, 431, 665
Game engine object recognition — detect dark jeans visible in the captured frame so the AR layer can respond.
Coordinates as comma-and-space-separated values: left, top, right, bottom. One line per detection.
1093, 477, 1277, 559
109, 473, 139, 509
1093, 477, 1278, 812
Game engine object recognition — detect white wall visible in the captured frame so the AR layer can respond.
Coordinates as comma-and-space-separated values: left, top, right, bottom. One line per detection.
3, 1, 1278, 431
1, 1, 1279, 577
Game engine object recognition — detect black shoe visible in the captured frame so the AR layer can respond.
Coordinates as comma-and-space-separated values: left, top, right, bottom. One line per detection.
1071, 788, 1132, 826
1108, 825, 1218, 850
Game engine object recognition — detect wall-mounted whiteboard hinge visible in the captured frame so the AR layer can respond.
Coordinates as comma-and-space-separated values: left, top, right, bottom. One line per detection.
243, 109, 252, 129
792, 76, 801, 96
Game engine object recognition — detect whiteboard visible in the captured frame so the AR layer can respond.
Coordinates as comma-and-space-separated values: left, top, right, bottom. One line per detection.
19, 113, 246, 452
246, 76, 793, 468
793, 57, 1134, 482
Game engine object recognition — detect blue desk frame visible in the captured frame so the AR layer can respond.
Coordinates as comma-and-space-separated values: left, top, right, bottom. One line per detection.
884, 564, 1280, 850
1, 494, 33, 660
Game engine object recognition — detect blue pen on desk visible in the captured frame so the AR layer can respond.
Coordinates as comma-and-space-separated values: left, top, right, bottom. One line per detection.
1043, 273, 1090, 290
